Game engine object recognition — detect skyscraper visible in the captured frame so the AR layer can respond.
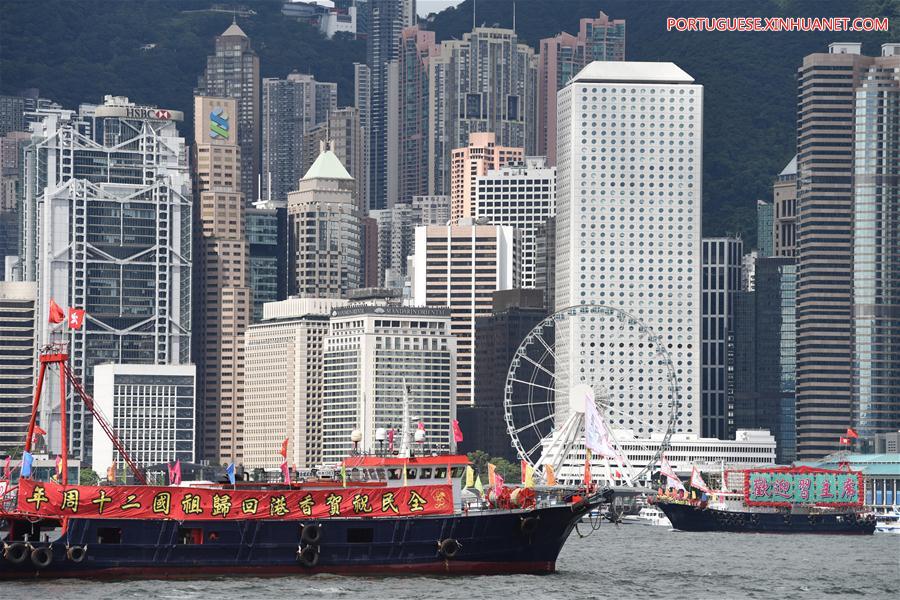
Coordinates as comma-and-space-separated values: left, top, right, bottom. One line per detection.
537, 12, 625, 164
287, 150, 361, 298
370, 202, 416, 289
246, 200, 289, 322
773, 155, 797, 257
412, 222, 520, 406
428, 28, 538, 196
243, 297, 346, 469
555, 62, 702, 433
192, 95, 252, 464
261, 73, 337, 203
0, 131, 30, 276
366, 0, 415, 210
397, 25, 438, 204
354, 62, 372, 209
23, 96, 192, 461
0, 95, 26, 136
322, 304, 456, 462
300, 108, 367, 212
197, 21, 261, 203
851, 44, 900, 440
700, 237, 743, 439
0, 281, 36, 455
449, 132, 524, 223
795, 43, 878, 459
474, 156, 556, 288
756, 200, 774, 258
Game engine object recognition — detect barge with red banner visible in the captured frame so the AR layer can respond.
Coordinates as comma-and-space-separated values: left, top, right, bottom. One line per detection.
655, 466, 876, 534
0, 346, 608, 578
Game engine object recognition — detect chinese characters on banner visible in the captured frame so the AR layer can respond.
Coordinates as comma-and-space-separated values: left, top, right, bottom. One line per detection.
17, 479, 454, 520
743, 468, 864, 507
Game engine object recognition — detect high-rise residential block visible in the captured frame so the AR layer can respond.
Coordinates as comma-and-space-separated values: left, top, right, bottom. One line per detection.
555, 62, 702, 433
411, 194, 450, 225
700, 238, 743, 439
474, 156, 556, 288
192, 95, 252, 464
428, 28, 538, 196
244, 297, 346, 469
370, 202, 416, 290
733, 257, 797, 463
354, 62, 371, 209
398, 25, 438, 204
412, 222, 520, 406
287, 150, 361, 298
23, 96, 192, 461
537, 12, 625, 164
794, 43, 899, 459
534, 216, 556, 310
773, 155, 797, 257
366, 0, 415, 210
450, 132, 524, 224
322, 304, 456, 462
757, 200, 774, 257
197, 21, 261, 203
0, 95, 26, 136
261, 73, 337, 203
852, 44, 900, 441
91, 364, 196, 478
0, 281, 36, 455
0, 131, 30, 276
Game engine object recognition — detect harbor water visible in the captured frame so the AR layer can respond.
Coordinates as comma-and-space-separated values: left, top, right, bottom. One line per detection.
2, 525, 897, 599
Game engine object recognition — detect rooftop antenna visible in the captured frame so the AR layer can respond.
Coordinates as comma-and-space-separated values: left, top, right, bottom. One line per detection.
472, 0, 476, 30
512, 2, 516, 32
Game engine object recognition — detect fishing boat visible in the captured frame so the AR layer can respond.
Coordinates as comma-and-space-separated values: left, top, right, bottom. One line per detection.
0, 345, 611, 579
654, 466, 876, 535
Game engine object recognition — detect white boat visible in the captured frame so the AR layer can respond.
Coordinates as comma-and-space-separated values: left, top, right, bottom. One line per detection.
875, 506, 900, 534
622, 506, 672, 527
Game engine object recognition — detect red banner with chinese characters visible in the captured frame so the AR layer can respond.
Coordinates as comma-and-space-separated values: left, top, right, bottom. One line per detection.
16, 479, 454, 520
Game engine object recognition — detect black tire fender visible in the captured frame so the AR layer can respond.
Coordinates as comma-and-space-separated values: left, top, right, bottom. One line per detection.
438, 538, 460, 559
31, 545, 52, 569
67, 545, 86, 563
300, 524, 321, 545
297, 544, 319, 568
4, 542, 29, 564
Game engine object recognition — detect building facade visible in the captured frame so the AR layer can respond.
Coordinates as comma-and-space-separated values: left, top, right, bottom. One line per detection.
412, 222, 520, 406
555, 61, 702, 433
261, 73, 337, 203
243, 297, 346, 469
287, 150, 361, 298
197, 21, 261, 203
450, 132, 524, 224
773, 155, 797, 257
192, 95, 252, 464
322, 304, 456, 462
370, 202, 415, 290
851, 44, 900, 440
246, 200, 289, 322
354, 62, 371, 210
474, 156, 556, 288
700, 238, 743, 439
537, 12, 625, 164
23, 96, 192, 461
411, 194, 451, 226
91, 363, 195, 478
428, 28, 538, 197
733, 257, 797, 464
756, 200, 773, 257
0, 131, 30, 276
398, 26, 438, 204
0, 281, 36, 455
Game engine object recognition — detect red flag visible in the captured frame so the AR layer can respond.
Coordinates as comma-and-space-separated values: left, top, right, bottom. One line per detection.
451, 419, 463, 443
49, 300, 65, 324
584, 456, 592, 486
494, 472, 505, 497
281, 461, 291, 484
169, 459, 182, 485
3, 455, 11, 481
55, 455, 62, 479
279, 438, 289, 458
67, 307, 85, 329
839, 437, 850, 445
387, 428, 395, 452
615, 469, 623, 479
846, 428, 859, 439
33, 425, 47, 436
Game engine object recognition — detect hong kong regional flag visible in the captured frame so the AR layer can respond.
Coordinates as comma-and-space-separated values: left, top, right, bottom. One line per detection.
67, 308, 85, 330
48, 300, 65, 324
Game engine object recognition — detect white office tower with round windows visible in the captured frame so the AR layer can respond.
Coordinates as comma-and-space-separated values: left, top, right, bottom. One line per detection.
553, 61, 703, 444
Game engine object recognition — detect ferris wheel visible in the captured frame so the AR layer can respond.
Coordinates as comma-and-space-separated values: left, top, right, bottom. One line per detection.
503, 304, 681, 487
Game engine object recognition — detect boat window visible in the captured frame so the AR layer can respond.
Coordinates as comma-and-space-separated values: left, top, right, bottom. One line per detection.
435, 467, 448, 479
406, 468, 418, 480
97, 527, 122, 544
177, 527, 203, 545
387, 468, 401, 480
451, 467, 466, 478
421, 468, 433, 479
347, 528, 374, 544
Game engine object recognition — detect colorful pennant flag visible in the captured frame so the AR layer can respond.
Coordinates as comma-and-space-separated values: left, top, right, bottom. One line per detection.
494, 472, 505, 497
524, 464, 535, 489
387, 428, 395, 452
341, 464, 347, 488
21, 451, 33, 478
280, 461, 290, 484
846, 428, 859, 439
474, 475, 484, 495
48, 300, 65, 324
658, 453, 686, 492
465, 465, 475, 489
583, 451, 592, 487
169, 459, 182, 485
690, 465, 712, 493
2, 456, 10, 481
544, 465, 556, 486
452, 419, 464, 443
487, 463, 497, 488
279, 438, 289, 459
226, 463, 236, 485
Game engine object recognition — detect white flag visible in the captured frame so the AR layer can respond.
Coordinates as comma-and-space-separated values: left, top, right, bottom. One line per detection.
690, 466, 712, 493
584, 393, 617, 459
658, 453, 685, 491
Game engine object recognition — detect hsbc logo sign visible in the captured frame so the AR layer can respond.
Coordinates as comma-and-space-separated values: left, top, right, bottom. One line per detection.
95, 105, 184, 122
155, 109, 171, 120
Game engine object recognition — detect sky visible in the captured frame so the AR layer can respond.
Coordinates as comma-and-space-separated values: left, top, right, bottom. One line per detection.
417, 0, 465, 17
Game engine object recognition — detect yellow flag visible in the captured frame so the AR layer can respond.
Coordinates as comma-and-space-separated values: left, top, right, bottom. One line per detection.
487, 463, 496, 487
465, 465, 475, 489
341, 464, 347, 488
402, 463, 408, 486
524, 464, 535, 489
691, 489, 696, 500
474, 475, 484, 495
545, 465, 557, 486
